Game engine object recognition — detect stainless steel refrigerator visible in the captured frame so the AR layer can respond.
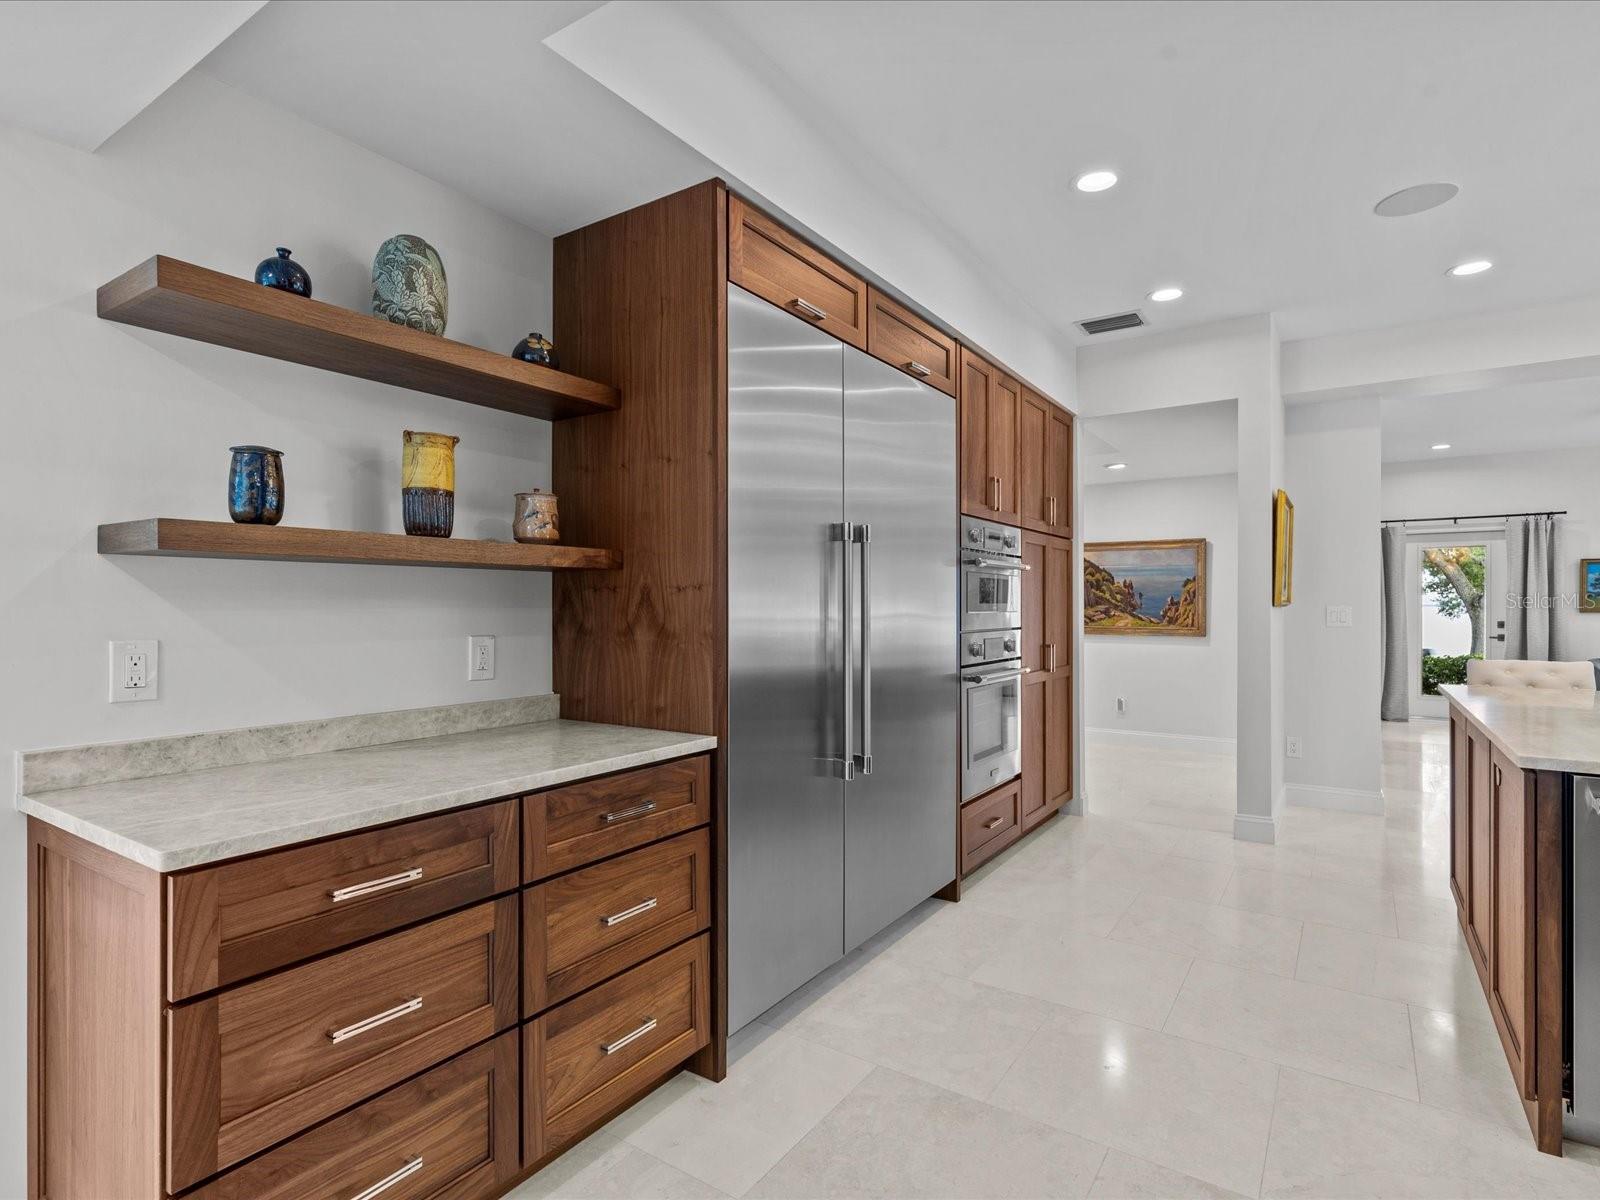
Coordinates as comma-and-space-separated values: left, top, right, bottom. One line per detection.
727, 283, 957, 1033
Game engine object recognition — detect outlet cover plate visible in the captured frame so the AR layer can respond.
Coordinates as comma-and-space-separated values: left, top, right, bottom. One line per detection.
468, 635, 496, 682
110, 639, 159, 702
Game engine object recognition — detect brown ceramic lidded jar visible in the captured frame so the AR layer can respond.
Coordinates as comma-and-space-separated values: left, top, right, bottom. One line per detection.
513, 489, 559, 543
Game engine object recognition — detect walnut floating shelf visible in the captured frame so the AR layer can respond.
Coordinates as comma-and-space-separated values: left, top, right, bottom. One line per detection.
99, 519, 620, 572
97, 256, 619, 421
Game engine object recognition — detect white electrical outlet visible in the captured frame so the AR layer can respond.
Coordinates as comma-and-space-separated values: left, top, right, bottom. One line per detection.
110, 640, 159, 702
1325, 605, 1354, 628
1286, 735, 1303, 759
468, 635, 496, 681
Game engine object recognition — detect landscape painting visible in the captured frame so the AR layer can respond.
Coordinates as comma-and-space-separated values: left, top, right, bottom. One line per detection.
1084, 538, 1208, 636
1582, 558, 1600, 613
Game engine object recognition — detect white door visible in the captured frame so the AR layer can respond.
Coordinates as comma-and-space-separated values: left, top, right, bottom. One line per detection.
1406, 534, 1507, 717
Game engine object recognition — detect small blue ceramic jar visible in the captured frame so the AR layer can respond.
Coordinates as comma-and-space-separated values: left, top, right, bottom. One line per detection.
228, 446, 285, 525
254, 247, 312, 298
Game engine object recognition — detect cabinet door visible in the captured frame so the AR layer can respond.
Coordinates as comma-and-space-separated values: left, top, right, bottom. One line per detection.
728, 194, 867, 349
1046, 407, 1073, 535
1489, 748, 1535, 1097
990, 371, 1020, 520
1020, 532, 1045, 675
1466, 728, 1494, 977
1045, 672, 1072, 812
1450, 715, 1471, 912
1043, 537, 1073, 678
1018, 388, 1050, 532
1020, 678, 1048, 830
959, 348, 995, 517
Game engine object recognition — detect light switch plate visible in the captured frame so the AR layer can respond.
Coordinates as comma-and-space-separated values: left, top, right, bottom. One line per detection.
110, 639, 159, 702
468, 635, 495, 681
1325, 605, 1353, 628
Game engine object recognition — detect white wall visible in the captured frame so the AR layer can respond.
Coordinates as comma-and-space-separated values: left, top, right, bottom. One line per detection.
1284, 399, 1383, 808
0, 73, 556, 1191
1082, 474, 1238, 743
1383, 444, 1600, 662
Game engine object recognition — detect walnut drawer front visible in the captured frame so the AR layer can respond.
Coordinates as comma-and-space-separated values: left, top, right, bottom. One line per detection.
728, 193, 868, 349
525, 828, 711, 1015
167, 800, 519, 1002
961, 781, 1022, 875
866, 288, 958, 396
525, 934, 710, 1161
167, 897, 519, 1193
524, 754, 710, 881
187, 1032, 521, 1200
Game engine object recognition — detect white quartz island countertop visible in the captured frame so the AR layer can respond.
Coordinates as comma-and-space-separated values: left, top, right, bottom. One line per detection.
17, 719, 717, 872
1440, 683, 1600, 774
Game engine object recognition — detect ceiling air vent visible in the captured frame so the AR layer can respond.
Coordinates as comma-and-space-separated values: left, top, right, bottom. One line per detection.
1077, 310, 1145, 335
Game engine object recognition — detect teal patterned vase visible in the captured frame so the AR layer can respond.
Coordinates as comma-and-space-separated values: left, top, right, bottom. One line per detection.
372, 234, 447, 335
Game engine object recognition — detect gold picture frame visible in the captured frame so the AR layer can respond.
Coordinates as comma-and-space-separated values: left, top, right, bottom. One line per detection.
1084, 538, 1207, 636
1272, 489, 1294, 607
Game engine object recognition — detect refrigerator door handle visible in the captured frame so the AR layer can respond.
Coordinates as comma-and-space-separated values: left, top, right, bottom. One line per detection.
833, 522, 856, 781
855, 523, 873, 775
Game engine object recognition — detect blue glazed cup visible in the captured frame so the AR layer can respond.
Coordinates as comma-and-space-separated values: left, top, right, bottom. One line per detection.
228, 446, 285, 525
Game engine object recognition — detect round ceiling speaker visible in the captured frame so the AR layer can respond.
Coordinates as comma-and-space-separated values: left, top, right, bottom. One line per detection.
1373, 182, 1459, 217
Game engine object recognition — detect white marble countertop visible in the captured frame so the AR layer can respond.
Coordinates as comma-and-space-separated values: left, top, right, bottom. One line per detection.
1440, 684, 1600, 773
17, 720, 717, 871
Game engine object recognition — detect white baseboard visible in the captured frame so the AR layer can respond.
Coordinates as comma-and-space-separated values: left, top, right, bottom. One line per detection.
1285, 783, 1385, 815
1087, 727, 1235, 754
1233, 812, 1276, 844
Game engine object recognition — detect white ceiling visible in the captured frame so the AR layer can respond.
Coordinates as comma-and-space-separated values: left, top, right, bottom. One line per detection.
1082, 399, 1237, 484
0, 0, 263, 149
1382, 375, 1600, 463
199, 0, 717, 237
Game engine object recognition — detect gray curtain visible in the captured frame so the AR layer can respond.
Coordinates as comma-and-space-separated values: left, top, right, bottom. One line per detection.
1380, 525, 1409, 720
1506, 515, 1562, 660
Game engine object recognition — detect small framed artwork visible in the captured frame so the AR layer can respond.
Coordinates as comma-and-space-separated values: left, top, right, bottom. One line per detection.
1272, 489, 1294, 607
1581, 559, 1600, 613
1084, 538, 1207, 636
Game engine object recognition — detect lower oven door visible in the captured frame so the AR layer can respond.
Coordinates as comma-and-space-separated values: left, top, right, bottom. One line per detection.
962, 667, 1022, 800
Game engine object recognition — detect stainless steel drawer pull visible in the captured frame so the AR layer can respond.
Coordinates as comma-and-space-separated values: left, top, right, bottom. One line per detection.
602, 800, 657, 824
602, 897, 659, 927
602, 1016, 657, 1055
788, 298, 827, 321
329, 868, 424, 903
328, 996, 423, 1044
349, 1157, 424, 1200
905, 361, 932, 378
984, 816, 1005, 830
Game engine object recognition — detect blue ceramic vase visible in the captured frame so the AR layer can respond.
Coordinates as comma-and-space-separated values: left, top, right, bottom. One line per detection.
512, 332, 558, 369
228, 446, 285, 525
254, 248, 312, 298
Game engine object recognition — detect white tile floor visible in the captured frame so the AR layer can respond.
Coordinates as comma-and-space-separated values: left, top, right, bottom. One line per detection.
511, 722, 1600, 1199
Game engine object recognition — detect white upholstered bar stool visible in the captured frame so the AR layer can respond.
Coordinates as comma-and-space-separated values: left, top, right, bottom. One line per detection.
1466, 659, 1598, 690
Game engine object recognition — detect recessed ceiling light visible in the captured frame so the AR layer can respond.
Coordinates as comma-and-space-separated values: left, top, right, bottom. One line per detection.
1431, 443, 1452, 451
1374, 182, 1459, 217
1105, 462, 1128, 471
1448, 259, 1493, 277
1148, 286, 1184, 303
1075, 170, 1118, 193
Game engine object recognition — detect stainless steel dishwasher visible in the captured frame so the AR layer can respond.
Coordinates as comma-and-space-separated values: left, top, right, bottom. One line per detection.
1571, 776, 1600, 1144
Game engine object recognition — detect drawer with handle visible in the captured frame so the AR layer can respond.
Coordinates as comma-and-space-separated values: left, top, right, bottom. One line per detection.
524, 754, 711, 881
961, 779, 1022, 876
866, 287, 958, 396
729, 193, 867, 349
187, 1032, 520, 1200
525, 934, 710, 1161
167, 897, 519, 1192
525, 828, 711, 1015
167, 800, 518, 1002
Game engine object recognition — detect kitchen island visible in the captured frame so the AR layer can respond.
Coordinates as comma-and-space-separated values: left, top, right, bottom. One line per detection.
1442, 683, 1600, 1155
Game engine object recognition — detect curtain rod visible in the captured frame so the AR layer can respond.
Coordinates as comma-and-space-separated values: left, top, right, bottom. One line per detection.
1380, 510, 1567, 526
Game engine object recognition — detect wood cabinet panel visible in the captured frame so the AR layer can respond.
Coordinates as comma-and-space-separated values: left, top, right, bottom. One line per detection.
524, 755, 711, 882
1450, 715, 1471, 912
1490, 748, 1534, 1098
188, 1032, 521, 1200
729, 194, 866, 349
1043, 537, 1072, 677
1019, 388, 1049, 532
1047, 406, 1073, 535
526, 935, 711, 1162
990, 372, 1020, 520
525, 829, 711, 1015
168, 800, 518, 1002
1467, 727, 1493, 977
867, 287, 957, 395
1020, 680, 1048, 831
167, 898, 519, 1192
1045, 672, 1073, 813
959, 348, 997, 517
960, 781, 1022, 875
1020, 534, 1045, 675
